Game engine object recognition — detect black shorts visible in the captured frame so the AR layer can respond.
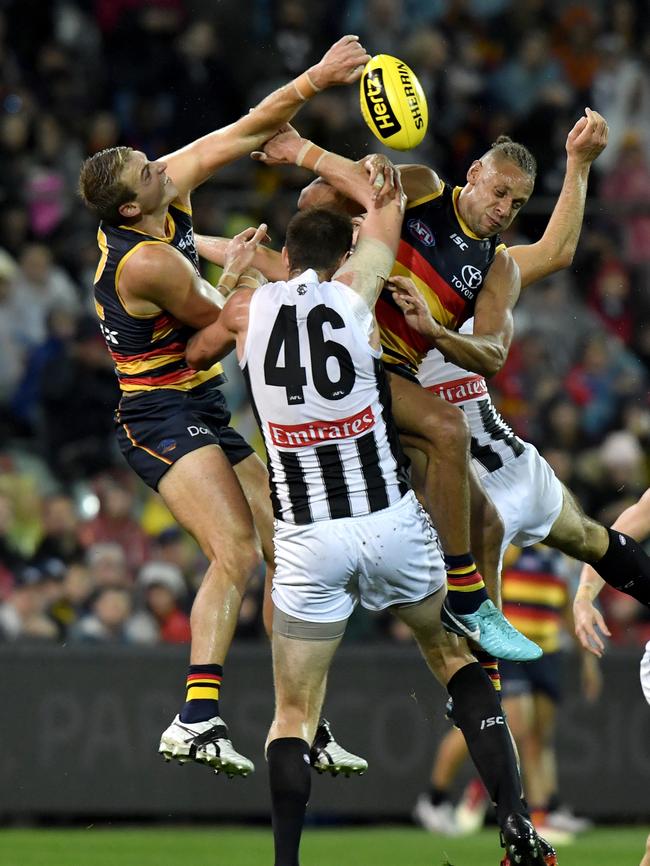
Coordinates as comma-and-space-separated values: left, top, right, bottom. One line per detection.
499, 651, 562, 704
115, 381, 254, 491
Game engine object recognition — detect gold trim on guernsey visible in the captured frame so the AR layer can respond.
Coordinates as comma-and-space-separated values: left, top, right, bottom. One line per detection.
119, 365, 223, 394
115, 352, 186, 376
452, 186, 481, 240
114, 240, 168, 319
170, 199, 192, 215
94, 228, 109, 284
406, 183, 444, 210
118, 210, 176, 241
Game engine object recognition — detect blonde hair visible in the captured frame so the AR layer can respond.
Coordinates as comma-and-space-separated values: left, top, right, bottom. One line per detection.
79, 146, 136, 225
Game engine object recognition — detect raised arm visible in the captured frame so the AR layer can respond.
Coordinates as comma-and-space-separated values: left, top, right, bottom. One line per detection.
162, 36, 370, 196
508, 108, 608, 288
195, 234, 287, 283
389, 251, 521, 377
574, 489, 650, 656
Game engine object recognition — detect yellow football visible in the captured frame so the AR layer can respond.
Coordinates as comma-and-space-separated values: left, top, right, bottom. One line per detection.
360, 54, 428, 151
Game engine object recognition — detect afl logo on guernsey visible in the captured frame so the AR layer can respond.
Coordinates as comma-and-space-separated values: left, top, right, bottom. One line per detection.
462, 265, 483, 290
407, 218, 435, 247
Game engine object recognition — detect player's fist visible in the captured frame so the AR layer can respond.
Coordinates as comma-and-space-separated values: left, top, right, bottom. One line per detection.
310, 35, 371, 88
251, 124, 302, 166
566, 107, 608, 165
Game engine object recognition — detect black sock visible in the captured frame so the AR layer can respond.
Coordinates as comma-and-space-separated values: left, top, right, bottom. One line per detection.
267, 737, 311, 866
429, 786, 450, 806
447, 663, 525, 827
593, 528, 650, 606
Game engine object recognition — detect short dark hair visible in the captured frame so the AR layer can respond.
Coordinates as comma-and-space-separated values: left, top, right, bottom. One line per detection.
487, 135, 537, 178
285, 208, 353, 273
78, 146, 136, 225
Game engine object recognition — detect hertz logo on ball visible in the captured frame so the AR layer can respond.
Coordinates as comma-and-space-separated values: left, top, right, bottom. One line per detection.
360, 54, 428, 151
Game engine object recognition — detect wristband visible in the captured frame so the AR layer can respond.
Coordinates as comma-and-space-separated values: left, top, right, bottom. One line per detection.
292, 71, 321, 102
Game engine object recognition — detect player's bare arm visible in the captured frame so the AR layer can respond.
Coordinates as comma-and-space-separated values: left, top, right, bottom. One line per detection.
195, 234, 287, 283
118, 243, 226, 328
161, 35, 370, 199
389, 251, 520, 377
185, 222, 270, 368
508, 108, 608, 287
186, 288, 254, 370
574, 489, 650, 657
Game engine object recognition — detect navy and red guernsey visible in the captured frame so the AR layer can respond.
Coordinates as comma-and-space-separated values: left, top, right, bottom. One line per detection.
376, 182, 505, 376
93, 201, 224, 394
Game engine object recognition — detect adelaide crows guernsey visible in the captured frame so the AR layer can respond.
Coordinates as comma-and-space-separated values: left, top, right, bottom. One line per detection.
93, 202, 224, 393
376, 183, 505, 376
241, 269, 409, 525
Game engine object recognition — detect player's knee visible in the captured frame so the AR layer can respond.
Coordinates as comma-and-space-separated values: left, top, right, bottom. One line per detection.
420, 401, 470, 457
205, 530, 263, 583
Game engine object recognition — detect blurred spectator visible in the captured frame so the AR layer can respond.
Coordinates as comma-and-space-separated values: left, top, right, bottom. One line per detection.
85, 542, 130, 589
137, 561, 191, 643
591, 33, 650, 172
48, 561, 94, 640
80, 479, 150, 574
69, 585, 154, 643
8, 242, 79, 347
32, 493, 84, 566
0, 566, 59, 640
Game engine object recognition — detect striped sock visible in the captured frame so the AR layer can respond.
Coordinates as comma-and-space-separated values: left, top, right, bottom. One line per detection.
474, 649, 501, 692
179, 664, 223, 723
444, 552, 488, 614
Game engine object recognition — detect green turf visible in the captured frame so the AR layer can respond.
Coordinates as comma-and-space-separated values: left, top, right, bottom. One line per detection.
0, 826, 647, 866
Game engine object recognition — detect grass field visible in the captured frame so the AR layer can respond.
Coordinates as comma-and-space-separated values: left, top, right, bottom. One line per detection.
1, 826, 647, 866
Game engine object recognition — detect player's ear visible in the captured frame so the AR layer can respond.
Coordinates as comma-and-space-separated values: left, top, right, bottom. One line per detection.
281, 246, 290, 271
467, 160, 482, 185
118, 200, 141, 219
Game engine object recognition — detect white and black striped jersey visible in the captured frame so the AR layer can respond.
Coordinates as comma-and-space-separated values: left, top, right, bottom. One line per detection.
417, 318, 525, 474
240, 269, 409, 524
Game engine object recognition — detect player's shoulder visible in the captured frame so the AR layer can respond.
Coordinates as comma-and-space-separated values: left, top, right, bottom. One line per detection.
399, 164, 443, 206
120, 240, 194, 290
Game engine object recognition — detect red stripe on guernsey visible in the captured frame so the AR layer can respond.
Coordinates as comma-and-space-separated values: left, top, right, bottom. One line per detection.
396, 240, 466, 320
109, 341, 186, 362
186, 674, 222, 683
376, 295, 432, 356
503, 604, 562, 621
122, 368, 197, 387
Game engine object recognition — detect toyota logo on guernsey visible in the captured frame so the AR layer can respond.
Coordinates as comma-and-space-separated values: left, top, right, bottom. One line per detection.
268, 406, 375, 448
407, 218, 435, 247
462, 265, 483, 289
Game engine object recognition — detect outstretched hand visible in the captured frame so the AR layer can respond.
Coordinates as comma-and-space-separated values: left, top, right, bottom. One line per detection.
363, 153, 397, 202
573, 594, 611, 658
251, 123, 302, 166
387, 276, 442, 341
311, 35, 370, 89
223, 223, 270, 281
566, 107, 608, 165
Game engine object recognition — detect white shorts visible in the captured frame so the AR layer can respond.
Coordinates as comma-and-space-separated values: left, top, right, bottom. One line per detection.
271, 490, 446, 623
474, 443, 564, 557
641, 641, 650, 706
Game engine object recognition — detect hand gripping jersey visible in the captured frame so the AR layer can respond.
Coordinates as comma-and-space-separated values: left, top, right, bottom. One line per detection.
375, 182, 505, 376
93, 202, 224, 393
417, 318, 524, 473
241, 269, 410, 524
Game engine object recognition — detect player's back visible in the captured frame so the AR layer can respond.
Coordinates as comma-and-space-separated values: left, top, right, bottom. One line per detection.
241, 269, 409, 524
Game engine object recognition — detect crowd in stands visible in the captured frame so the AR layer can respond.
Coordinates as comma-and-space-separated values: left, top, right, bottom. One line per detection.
0, 0, 648, 646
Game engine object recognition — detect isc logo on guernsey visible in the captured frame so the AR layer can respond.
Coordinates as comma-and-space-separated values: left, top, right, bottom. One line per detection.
269, 406, 375, 449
